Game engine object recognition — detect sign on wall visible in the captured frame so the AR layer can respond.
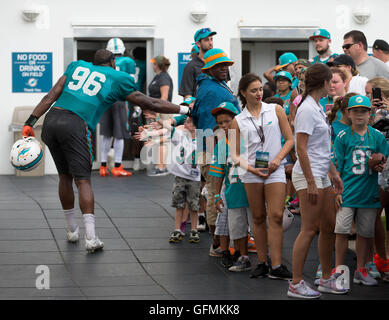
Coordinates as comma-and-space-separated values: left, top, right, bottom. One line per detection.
12, 52, 52, 93
177, 52, 192, 89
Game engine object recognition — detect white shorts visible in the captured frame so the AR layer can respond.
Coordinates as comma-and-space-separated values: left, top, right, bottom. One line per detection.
240, 165, 286, 184
292, 171, 331, 192
334, 207, 377, 238
228, 207, 253, 240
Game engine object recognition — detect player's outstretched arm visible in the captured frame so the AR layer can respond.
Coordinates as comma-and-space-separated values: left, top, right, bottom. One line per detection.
23, 75, 67, 137
126, 91, 191, 116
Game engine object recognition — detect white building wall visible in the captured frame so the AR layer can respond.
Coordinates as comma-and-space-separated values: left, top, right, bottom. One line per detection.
1, 0, 387, 174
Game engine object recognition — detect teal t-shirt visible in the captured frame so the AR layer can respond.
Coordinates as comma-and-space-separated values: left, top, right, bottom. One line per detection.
134, 59, 146, 92
53, 60, 136, 131
209, 140, 249, 209
334, 126, 389, 208
319, 96, 342, 122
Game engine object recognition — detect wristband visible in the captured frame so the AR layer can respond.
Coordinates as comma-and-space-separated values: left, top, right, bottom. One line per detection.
25, 114, 39, 127
214, 194, 221, 204
179, 105, 189, 115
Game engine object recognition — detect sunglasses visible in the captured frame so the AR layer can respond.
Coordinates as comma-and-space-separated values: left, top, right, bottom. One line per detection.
258, 125, 265, 144
342, 43, 357, 50
199, 28, 211, 34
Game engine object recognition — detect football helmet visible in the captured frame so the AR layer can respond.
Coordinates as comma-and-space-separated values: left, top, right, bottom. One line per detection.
106, 38, 125, 55
10, 137, 43, 171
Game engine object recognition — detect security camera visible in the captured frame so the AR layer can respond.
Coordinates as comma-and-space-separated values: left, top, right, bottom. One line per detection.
352, 8, 371, 25
22, 7, 41, 22
190, 2, 207, 23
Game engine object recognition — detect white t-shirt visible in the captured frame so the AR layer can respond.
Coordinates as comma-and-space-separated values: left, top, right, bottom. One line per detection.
293, 95, 332, 178
348, 75, 368, 95
167, 128, 200, 181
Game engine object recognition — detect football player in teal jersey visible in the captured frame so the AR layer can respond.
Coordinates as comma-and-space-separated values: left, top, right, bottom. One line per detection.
99, 38, 137, 177
309, 29, 338, 65
22, 49, 190, 253
333, 95, 389, 285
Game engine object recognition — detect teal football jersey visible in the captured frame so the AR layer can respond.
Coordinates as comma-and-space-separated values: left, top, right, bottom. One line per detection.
311, 53, 339, 65
134, 59, 147, 92
334, 126, 389, 208
115, 56, 136, 75
209, 139, 249, 209
53, 60, 136, 131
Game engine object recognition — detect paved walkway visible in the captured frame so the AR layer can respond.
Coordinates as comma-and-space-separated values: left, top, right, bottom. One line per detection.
0, 172, 387, 300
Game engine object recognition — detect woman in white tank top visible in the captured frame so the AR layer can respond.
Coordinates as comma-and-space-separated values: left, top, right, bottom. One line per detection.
230, 73, 294, 279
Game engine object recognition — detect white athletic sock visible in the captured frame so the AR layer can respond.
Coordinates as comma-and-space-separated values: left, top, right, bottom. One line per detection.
83, 213, 96, 240
272, 264, 281, 270
113, 138, 124, 163
64, 208, 77, 232
100, 136, 112, 163
198, 212, 205, 217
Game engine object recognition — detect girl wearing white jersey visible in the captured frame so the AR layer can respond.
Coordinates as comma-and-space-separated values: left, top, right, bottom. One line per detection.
287, 64, 346, 299
230, 73, 294, 280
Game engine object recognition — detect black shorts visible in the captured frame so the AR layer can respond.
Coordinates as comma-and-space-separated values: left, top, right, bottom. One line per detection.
41, 107, 93, 180
99, 101, 130, 139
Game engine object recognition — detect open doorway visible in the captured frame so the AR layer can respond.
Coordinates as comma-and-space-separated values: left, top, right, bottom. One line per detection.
242, 40, 309, 78
76, 39, 147, 169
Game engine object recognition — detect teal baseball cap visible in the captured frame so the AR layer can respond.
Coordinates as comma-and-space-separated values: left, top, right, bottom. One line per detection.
202, 48, 234, 71
181, 97, 196, 106
347, 95, 371, 109
274, 71, 293, 83
278, 52, 298, 68
211, 102, 240, 117
309, 29, 331, 40
194, 28, 217, 43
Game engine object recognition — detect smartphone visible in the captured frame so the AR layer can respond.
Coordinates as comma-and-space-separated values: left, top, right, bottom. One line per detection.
372, 87, 382, 101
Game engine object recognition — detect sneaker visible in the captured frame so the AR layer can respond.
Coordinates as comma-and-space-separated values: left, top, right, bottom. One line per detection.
383, 273, 389, 283
366, 261, 381, 279
154, 168, 169, 176
269, 264, 293, 280
66, 225, 79, 243
318, 275, 348, 294
249, 262, 269, 278
374, 254, 389, 273
99, 165, 109, 177
221, 250, 234, 268
189, 230, 200, 243
229, 256, 252, 272
353, 268, 378, 286
247, 236, 257, 253
287, 280, 321, 299
209, 244, 223, 257
133, 158, 141, 171
85, 236, 104, 253
197, 214, 206, 232
111, 165, 132, 177
314, 267, 337, 286
169, 230, 182, 243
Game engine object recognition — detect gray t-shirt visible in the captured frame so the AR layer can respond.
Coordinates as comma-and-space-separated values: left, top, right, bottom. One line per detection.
178, 54, 204, 97
148, 71, 173, 102
357, 56, 389, 80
